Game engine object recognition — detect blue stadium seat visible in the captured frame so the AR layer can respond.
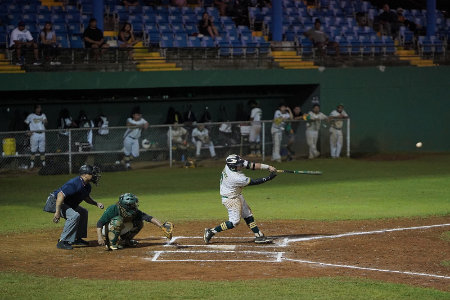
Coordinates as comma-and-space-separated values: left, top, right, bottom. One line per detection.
188, 36, 201, 47
185, 24, 197, 35
158, 24, 172, 34
231, 41, 244, 56
70, 35, 84, 48
57, 35, 70, 48
201, 36, 215, 47
66, 12, 81, 23
160, 39, 173, 48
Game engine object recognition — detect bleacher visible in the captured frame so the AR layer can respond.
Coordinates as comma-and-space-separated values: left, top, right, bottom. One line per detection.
0, 0, 448, 70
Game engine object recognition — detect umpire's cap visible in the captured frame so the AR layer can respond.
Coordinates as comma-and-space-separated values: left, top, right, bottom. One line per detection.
79, 164, 101, 185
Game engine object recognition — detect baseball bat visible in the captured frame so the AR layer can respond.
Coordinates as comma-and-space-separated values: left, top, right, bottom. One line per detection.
277, 169, 323, 175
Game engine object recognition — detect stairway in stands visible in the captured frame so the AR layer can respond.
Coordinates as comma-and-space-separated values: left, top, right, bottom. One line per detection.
0, 53, 25, 73
396, 48, 436, 67
271, 51, 318, 69
133, 43, 181, 71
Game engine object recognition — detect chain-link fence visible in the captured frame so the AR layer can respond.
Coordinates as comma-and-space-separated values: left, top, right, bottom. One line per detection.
0, 119, 350, 174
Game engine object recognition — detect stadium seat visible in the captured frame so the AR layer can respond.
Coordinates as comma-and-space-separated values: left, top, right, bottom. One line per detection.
70, 35, 84, 48
188, 36, 201, 47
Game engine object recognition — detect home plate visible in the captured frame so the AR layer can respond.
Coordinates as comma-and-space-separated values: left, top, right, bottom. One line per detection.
205, 245, 236, 250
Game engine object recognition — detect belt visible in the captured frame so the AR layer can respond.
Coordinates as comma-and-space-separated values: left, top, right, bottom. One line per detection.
32, 131, 44, 134
221, 195, 228, 198
126, 136, 137, 140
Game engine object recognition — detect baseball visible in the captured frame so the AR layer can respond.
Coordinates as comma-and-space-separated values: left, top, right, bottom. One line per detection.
416, 142, 423, 148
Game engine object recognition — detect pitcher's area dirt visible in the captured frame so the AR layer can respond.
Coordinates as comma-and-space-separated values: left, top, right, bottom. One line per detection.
2, 216, 449, 291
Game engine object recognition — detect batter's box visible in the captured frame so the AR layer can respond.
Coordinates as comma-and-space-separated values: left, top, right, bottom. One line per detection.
146, 250, 284, 262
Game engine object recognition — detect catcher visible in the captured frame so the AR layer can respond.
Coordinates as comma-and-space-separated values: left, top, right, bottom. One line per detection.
96, 193, 173, 250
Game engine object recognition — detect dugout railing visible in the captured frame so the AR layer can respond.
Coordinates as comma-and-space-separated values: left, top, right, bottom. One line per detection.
0, 119, 350, 174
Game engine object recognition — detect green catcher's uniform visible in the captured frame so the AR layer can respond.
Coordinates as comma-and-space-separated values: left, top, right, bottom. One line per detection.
97, 204, 153, 246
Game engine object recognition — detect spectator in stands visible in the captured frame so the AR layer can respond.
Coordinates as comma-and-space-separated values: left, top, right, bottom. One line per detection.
123, 0, 139, 8
231, 0, 250, 26
118, 23, 138, 60
192, 123, 216, 159
198, 12, 219, 39
286, 105, 304, 161
304, 19, 339, 57
10, 21, 41, 65
271, 103, 292, 162
215, 0, 231, 16
329, 104, 348, 159
172, 0, 187, 7
377, 4, 398, 37
40, 22, 60, 66
83, 18, 109, 61
397, 8, 418, 35
305, 104, 328, 159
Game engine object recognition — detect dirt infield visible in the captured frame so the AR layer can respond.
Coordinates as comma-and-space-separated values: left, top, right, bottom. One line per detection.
2, 216, 450, 291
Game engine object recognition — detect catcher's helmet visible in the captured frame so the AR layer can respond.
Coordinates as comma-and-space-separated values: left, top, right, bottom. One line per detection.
226, 154, 245, 171
118, 193, 139, 215
79, 165, 101, 185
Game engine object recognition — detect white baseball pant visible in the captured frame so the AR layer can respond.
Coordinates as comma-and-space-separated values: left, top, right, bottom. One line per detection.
329, 127, 343, 158
195, 141, 216, 157
306, 128, 319, 159
30, 132, 45, 153
124, 136, 140, 158
249, 124, 261, 143
271, 129, 282, 161
221, 195, 253, 226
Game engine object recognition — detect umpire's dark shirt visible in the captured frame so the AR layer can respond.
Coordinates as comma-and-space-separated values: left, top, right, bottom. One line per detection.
52, 176, 91, 209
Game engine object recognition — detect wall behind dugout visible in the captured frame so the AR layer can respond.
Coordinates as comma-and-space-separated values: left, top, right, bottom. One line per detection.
0, 66, 449, 153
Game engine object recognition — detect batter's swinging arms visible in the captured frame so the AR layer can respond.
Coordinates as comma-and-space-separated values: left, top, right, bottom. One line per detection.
204, 154, 277, 244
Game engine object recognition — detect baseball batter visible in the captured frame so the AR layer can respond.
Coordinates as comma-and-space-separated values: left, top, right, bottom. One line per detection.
329, 104, 348, 158
123, 107, 149, 169
204, 154, 277, 244
24, 104, 47, 168
248, 100, 262, 156
96, 193, 173, 250
191, 123, 216, 158
305, 104, 328, 159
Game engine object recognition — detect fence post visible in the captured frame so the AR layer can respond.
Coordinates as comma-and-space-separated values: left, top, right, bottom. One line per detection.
68, 129, 72, 174
346, 118, 351, 158
262, 122, 265, 161
169, 126, 173, 168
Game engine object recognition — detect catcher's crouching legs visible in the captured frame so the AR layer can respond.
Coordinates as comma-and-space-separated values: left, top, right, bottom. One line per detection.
105, 216, 125, 250
120, 220, 144, 246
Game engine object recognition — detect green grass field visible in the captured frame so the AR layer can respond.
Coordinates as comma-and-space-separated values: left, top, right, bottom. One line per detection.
1, 154, 450, 299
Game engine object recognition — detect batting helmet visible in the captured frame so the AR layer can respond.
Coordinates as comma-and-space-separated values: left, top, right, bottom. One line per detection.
79, 164, 101, 185
118, 193, 139, 215
226, 154, 245, 172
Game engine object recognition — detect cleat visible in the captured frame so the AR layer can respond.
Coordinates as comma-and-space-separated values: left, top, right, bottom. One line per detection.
254, 235, 273, 244
203, 228, 214, 244
56, 240, 73, 250
109, 243, 124, 250
70, 239, 89, 246
123, 239, 139, 247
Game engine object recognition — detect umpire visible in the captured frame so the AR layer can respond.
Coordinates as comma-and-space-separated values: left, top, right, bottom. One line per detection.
44, 165, 104, 250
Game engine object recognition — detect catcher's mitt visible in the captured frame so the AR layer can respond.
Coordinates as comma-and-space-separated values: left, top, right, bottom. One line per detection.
161, 221, 174, 240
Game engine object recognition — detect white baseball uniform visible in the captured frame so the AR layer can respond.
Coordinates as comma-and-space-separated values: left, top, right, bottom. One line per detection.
270, 110, 290, 161
192, 127, 216, 157
249, 107, 262, 143
169, 126, 188, 145
329, 109, 348, 158
305, 111, 328, 159
123, 117, 147, 158
25, 113, 47, 153
220, 162, 253, 226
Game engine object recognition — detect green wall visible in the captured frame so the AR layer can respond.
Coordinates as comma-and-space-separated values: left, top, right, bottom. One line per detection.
0, 66, 449, 153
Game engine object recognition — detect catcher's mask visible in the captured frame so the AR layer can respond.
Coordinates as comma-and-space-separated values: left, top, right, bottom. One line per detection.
79, 164, 101, 185
118, 193, 139, 216
226, 154, 245, 172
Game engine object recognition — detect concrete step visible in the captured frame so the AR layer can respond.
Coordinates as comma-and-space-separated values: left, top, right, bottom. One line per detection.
272, 51, 297, 56
0, 70, 25, 73
137, 60, 170, 64
278, 62, 316, 68
397, 50, 416, 55
0, 65, 22, 71
283, 66, 319, 69
137, 63, 177, 68
133, 52, 161, 58
277, 60, 315, 65
273, 56, 303, 60
399, 56, 421, 61
138, 67, 182, 71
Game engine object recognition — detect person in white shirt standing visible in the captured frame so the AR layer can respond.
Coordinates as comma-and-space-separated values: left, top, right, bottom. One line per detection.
271, 103, 293, 162
25, 104, 47, 168
305, 104, 328, 159
248, 100, 262, 156
10, 21, 40, 65
329, 104, 348, 158
191, 123, 216, 159
122, 107, 149, 169
203, 154, 277, 244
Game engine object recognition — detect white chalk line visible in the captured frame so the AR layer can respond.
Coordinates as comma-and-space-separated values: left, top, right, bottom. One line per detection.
283, 258, 450, 280
285, 223, 450, 245
145, 258, 280, 262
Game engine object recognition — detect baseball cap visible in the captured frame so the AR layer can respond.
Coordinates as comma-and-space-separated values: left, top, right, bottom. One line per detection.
18, 21, 25, 27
